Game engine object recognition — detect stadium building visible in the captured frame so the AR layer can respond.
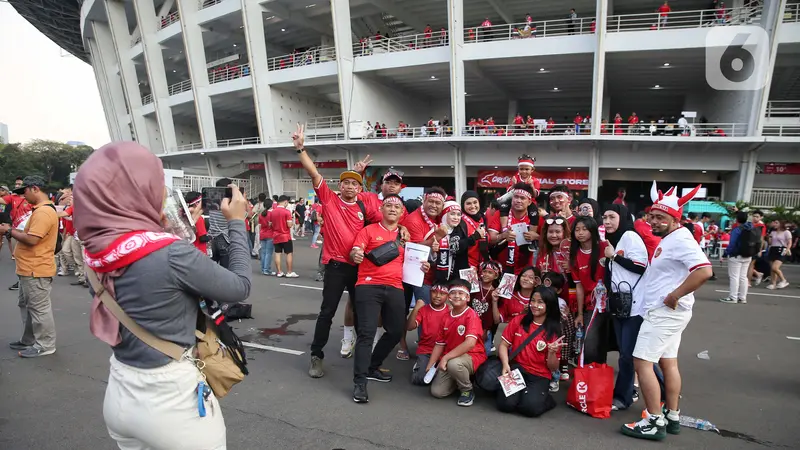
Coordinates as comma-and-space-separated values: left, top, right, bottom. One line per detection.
11, 0, 800, 209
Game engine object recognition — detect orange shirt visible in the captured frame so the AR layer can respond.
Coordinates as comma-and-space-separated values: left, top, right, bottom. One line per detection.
15, 201, 59, 278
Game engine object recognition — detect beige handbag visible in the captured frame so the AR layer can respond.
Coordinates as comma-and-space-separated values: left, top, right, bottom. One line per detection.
86, 269, 246, 398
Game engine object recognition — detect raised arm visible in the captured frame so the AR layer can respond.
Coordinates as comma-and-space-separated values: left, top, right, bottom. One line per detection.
292, 123, 323, 187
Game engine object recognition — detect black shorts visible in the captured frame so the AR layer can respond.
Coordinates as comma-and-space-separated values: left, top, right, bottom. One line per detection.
275, 240, 294, 254
768, 246, 786, 263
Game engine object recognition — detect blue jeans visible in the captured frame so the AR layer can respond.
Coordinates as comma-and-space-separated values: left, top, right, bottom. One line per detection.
259, 238, 274, 274
613, 315, 666, 407
311, 224, 320, 245
413, 284, 431, 305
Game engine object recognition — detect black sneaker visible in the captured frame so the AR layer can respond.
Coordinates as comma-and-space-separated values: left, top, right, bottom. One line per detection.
366, 368, 392, 383
632, 388, 639, 403
457, 390, 475, 406
9, 281, 19, 291
620, 416, 666, 441
353, 383, 368, 403
9, 341, 31, 350
70, 280, 86, 286
663, 407, 681, 435
18, 346, 56, 358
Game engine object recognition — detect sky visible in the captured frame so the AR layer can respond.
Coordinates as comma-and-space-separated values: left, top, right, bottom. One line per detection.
0, 3, 110, 148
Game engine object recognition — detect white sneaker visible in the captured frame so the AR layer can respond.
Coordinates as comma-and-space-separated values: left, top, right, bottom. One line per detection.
754, 274, 763, 286
340, 338, 354, 358
285, 272, 299, 278
718, 297, 738, 304
739, 298, 747, 304
57, 270, 66, 276
766, 284, 776, 290
560, 372, 570, 381
777, 280, 789, 289
549, 380, 559, 392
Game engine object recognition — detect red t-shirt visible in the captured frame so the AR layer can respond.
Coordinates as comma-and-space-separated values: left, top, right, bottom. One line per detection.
691, 222, 703, 244
353, 223, 404, 290
315, 179, 367, 265
487, 212, 533, 275
63, 205, 75, 235
401, 208, 440, 285
634, 219, 661, 261
194, 216, 208, 254
499, 291, 529, 323
470, 286, 495, 330
570, 241, 609, 311
357, 191, 406, 224
415, 304, 449, 355
501, 316, 559, 379
658, 4, 671, 15
752, 221, 768, 238
270, 207, 292, 244
435, 308, 487, 369
513, 115, 524, 125
2, 194, 32, 228
462, 215, 484, 269
258, 211, 274, 240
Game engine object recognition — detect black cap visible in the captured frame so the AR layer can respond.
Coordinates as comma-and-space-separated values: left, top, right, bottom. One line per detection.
13, 175, 46, 195
382, 169, 403, 183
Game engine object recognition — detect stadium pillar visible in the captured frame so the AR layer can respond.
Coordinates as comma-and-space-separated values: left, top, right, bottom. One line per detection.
177, 0, 217, 148
590, 0, 609, 136
241, 0, 276, 141
263, 152, 284, 197
589, 145, 600, 199
87, 22, 130, 141
507, 100, 518, 124
448, 0, 466, 137
331, 0, 355, 138
751, 0, 787, 136
454, 146, 467, 199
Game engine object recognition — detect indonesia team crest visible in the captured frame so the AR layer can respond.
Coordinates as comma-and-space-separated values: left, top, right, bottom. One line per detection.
536, 340, 547, 352
457, 325, 465, 336
654, 247, 662, 258
357, 211, 364, 221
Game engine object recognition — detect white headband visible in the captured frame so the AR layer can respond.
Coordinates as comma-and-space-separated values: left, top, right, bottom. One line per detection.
513, 189, 532, 199
449, 286, 470, 296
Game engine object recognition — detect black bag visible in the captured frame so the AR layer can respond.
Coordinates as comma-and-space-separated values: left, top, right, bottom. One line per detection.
220, 302, 253, 321
475, 324, 545, 392
45, 204, 63, 254
365, 239, 401, 266
607, 260, 643, 319
737, 226, 762, 258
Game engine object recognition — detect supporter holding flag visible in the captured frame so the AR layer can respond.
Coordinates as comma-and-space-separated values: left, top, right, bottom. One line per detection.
350, 194, 429, 403
292, 124, 370, 379
496, 286, 562, 417
621, 182, 711, 441
425, 279, 487, 407
408, 282, 449, 385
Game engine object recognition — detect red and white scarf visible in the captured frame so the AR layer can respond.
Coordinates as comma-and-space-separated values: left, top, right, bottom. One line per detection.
84, 231, 181, 273
420, 208, 439, 241
505, 212, 530, 270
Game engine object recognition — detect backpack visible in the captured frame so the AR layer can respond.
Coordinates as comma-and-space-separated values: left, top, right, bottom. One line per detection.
737, 226, 761, 258
45, 204, 63, 254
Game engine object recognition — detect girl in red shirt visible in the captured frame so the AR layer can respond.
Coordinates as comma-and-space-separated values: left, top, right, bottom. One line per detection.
470, 260, 500, 353
496, 286, 562, 417
535, 217, 575, 307
491, 266, 541, 325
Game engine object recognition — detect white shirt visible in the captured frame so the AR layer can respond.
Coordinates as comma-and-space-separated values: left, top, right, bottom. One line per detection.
610, 231, 649, 317
632, 226, 710, 313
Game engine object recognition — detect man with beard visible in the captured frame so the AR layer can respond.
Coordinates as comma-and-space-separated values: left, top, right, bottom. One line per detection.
293, 124, 370, 379
539, 184, 575, 229
488, 183, 539, 274
621, 182, 711, 441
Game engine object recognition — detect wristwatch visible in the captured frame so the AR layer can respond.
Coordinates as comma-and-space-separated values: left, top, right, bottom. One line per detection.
296, 147, 306, 154
4, 229, 11, 240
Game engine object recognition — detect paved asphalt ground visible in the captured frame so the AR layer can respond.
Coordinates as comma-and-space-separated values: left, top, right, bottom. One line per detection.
1, 237, 799, 450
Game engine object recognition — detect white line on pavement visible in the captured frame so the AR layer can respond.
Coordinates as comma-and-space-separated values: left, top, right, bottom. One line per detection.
715, 289, 800, 299
787, 336, 800, 341
242, 341, 305, 355
280, 283, 323, 291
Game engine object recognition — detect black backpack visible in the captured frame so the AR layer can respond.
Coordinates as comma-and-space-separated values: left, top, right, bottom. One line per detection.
46, 204, 63, 254
737, 226, 761, 258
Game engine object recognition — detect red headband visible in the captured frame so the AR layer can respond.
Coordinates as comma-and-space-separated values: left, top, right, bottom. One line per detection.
187, 197, 202, 207
513, 189, 532, 199
382, 196, 403, 206
431, 284, 449, 293
425, 193, 445, 202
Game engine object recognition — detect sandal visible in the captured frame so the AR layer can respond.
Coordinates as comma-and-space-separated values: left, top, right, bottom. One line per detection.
396, 349, 410, 361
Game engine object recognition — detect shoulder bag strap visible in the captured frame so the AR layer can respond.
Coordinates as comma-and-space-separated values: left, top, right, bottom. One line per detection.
86, 269, 186, 361
508, 324, 546, 361
356, 200, 368, 227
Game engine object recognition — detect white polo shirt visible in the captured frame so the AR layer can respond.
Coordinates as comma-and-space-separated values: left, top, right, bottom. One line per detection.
632, 226, 710, 314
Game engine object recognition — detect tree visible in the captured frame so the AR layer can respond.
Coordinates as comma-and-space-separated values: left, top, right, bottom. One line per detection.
0, 140, 93, 188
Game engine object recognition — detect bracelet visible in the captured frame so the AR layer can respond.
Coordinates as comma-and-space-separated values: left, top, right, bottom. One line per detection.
296, 147, 306, 154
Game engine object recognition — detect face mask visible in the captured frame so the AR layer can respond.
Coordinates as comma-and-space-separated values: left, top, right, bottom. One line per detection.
162, 188, 197, 243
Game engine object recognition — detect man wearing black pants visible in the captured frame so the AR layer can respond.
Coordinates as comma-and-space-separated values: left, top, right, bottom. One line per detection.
349, 195, 429, 403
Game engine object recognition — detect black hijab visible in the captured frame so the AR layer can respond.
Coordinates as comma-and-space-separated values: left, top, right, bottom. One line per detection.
604, 203, 633, 247
578, 197, 602, 224
460, 190, 482, 222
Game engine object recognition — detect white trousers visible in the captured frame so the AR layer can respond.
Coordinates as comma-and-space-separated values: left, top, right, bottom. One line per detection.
104, 354, 226, 450
727, 256, 752, 301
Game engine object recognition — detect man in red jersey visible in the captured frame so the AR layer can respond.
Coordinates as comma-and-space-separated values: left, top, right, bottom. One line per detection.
293, 124, 370, 379
0, 177, 32, 290
635, 208, 661, 261
351, 155, 408, 222
488, 183, 539, 274
271, 196, 296, 277
538, 184, 575, 229
349, 194, 429, 403
425, 279, 487, 407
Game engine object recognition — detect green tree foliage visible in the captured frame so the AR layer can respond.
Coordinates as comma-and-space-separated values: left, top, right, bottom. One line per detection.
0, 140, 93, 188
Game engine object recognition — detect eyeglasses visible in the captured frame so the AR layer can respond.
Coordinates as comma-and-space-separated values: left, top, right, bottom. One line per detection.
545, 217, 565, 225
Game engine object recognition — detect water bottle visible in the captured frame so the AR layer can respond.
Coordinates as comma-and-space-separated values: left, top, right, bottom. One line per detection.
594, 282, 608, 312
679, 415, 717, 432
574, 326, 584, 355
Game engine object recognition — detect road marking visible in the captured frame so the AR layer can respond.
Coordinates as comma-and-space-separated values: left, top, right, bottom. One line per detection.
787, 336, 800, 341
715, 290, 800, 299
280, 283, 323, 291
242, 341, 305, 355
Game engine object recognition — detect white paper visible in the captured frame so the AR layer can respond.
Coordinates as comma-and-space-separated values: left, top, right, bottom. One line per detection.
402, 242, 431, 287
511, 222, 531, 246
423, 365, 437, 384
459, 268, 480, 293
499, 368, 527, 397
497, 273, 517, 299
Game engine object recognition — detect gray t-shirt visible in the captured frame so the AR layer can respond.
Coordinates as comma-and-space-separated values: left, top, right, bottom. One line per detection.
106, 220, 252, 368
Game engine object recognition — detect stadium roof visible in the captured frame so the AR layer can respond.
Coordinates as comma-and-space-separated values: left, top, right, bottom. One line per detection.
9, 0, 88, 63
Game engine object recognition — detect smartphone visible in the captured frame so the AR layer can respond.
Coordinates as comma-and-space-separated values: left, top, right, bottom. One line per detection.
201, 187, 232, 214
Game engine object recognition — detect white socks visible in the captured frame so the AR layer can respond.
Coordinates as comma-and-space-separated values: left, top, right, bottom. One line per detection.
372, 328, 385, 350
666, 409, 680, 421
343, 326, 355, 342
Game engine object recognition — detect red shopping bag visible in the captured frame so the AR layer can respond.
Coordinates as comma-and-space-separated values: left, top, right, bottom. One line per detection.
566, 363, 614, 419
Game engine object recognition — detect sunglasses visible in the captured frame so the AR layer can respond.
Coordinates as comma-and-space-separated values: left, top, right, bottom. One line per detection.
546, 217, 566, 225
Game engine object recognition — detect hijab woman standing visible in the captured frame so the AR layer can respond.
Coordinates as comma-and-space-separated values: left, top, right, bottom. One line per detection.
74, 142, 252, 449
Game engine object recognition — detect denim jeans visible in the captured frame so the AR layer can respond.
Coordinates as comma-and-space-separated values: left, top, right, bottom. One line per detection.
311, 224, 321, 245
259, 239, 274, 274
613, 314, 666, 407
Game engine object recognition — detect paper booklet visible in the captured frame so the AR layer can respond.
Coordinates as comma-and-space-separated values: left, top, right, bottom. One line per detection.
459, 268, 480, 293
496, 273, 517, 299
498, 368, 527, 397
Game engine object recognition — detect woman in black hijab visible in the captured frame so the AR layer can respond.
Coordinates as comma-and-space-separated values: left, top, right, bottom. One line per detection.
460, 190, 489, 269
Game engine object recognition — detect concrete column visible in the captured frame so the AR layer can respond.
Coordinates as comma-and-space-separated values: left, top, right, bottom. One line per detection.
448, 0, 466, 136
454, 146, 467, 199
104, 0, 150, 145
740, 146, 760, 201
86, 29, 130, 142
590, 0, 609, 135
133, 0, 178, 152
601, 81, 611, 123
265, 152, 284, 196
331, 0, 355, 137
751, 0, 787, 136
588, 145, 600, 199
507, 100, 518, 124
242, 0, 275, 142
206, 157, 218, 177
176, 0, 217, 147
346, 148, 357, 171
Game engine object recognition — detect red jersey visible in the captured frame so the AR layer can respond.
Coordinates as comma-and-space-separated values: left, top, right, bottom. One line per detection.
63, 205, 75, 235
570, 241, 609, 311
499, 291, 529, 323
752, 221, 768, 238
270, 206, 292, 244
462, 214, 484, 269
315, 179, 367, 265
501, 316, 559, 379
470, 285, 495, 330
401, 208, 440, 285
507, 174, 541, 197
691, 223, 703, 244
194, 216, 208, 254
357, 191, 406, 223
435, 308, 487, 369
513, 115, 524, 125
258, 211, 274, 240
353, 223, 404, 290
634, 218, 661, 261
2, 194, 32, 228
487, 211, 532, 275
658, 4, 671, 15
415, 303, 449, 355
